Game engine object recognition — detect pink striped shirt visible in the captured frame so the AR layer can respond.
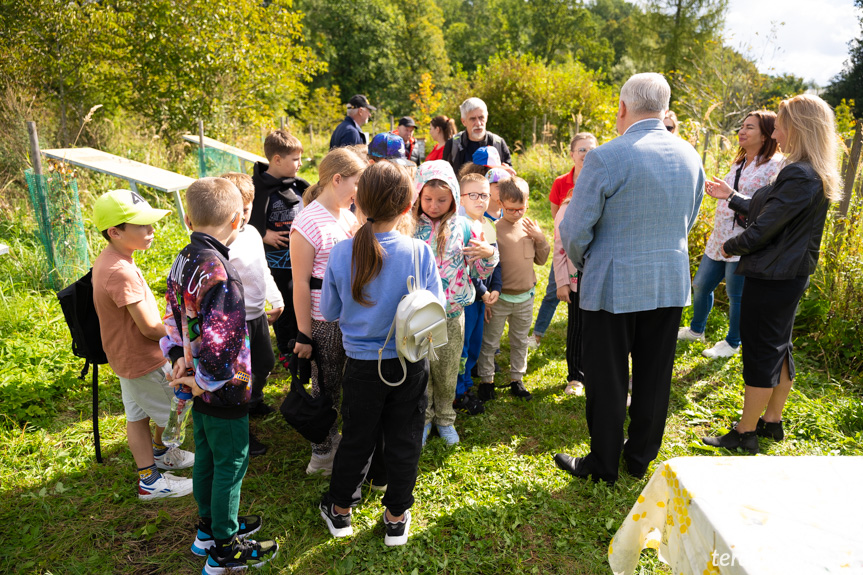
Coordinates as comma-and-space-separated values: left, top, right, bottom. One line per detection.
292, 201, 357, 320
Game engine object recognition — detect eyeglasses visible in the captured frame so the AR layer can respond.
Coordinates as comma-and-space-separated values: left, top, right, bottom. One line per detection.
231, 211, 247, 229
503, 206, 526, 215
461, 192, 490, 201
665, 124, 675, 132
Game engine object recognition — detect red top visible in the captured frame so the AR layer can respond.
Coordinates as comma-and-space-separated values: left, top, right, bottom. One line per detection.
425, 143, 444, 162
549, 167, 576, 206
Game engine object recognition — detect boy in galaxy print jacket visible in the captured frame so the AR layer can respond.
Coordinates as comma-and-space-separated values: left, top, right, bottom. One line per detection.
161, 177, 279, 572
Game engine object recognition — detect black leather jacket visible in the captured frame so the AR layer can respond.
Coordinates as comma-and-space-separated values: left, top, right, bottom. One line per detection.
725, 162, 829, 280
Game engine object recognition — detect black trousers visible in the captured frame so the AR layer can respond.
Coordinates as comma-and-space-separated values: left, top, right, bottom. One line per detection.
324, 357, 428, 516
270, 267, 297, 356
581, 306, 682, 482
566, 289, 584, 383
247, 313, 275, 409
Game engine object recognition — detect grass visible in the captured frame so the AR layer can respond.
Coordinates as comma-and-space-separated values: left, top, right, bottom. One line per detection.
1, 148, 862, 574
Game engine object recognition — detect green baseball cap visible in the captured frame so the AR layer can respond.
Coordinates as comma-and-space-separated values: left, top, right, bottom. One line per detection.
93, 189, 170, 231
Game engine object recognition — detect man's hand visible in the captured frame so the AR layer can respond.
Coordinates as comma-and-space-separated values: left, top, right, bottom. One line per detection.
501, 164, 517, 176
556, 285, 571, 303
263, 229, 291, 249
522, 217, 545, 242
266, 306, 284, 325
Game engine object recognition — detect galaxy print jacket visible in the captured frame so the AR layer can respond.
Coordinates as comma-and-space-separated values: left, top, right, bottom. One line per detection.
414, 213, 499, 318
161, 232, 252, 419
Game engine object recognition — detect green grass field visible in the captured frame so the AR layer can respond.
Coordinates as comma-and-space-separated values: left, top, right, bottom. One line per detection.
1, 154, 861, 574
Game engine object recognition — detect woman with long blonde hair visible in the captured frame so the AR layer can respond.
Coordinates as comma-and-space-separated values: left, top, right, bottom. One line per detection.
702, 94, 840, 454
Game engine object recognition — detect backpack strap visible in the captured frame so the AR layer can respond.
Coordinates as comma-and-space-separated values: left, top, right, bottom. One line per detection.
377, 240, 420, 386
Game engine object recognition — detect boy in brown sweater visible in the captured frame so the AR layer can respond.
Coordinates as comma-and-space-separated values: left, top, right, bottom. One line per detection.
476, 177, 550, 399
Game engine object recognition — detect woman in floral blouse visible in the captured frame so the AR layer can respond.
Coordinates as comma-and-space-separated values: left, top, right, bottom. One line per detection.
678, 111, 783, 358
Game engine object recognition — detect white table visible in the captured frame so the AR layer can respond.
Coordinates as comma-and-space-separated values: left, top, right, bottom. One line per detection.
41, 147, 195, 229
609, 456, 863, 574
182, 134, 267, 173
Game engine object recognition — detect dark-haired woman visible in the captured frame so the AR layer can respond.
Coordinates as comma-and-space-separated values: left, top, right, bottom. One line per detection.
678, 111, 782, 358
702, 95, 841, 453
425, 115, 457, 163
318, 161, 444, 546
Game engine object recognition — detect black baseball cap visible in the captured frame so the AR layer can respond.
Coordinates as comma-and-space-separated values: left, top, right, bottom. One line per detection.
348, 94, 376, 111
398, 116, 416, 128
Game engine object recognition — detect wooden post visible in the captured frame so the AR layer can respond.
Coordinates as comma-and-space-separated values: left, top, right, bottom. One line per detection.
532, 117, 537, 146
26, 121, 56, 276
280, 117, 286, 130
542, 114, 547, 144
701, 128, 711, 166
27, 121, 43, 176
309, 124, 315, 148
836, 123, 863, 230
390, 115, 394, 132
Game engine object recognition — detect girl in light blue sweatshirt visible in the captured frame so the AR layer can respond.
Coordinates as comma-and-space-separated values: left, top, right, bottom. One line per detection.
318, 161, 444, 547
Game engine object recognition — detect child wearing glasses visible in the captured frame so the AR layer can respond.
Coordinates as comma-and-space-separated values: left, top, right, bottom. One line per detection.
477, 177, 550, 400
529, 133, 597, 351
454, 174, 503, 414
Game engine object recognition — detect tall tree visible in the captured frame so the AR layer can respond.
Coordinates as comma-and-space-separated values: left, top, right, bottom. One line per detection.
641, 0, 728, 78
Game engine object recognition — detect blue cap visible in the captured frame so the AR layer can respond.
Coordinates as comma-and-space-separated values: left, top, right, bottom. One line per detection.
368, 133, 416, 167
472, 146, 502, 167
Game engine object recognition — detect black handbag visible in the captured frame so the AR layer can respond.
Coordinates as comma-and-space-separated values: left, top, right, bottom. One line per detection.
279, 341, 337, 444
731, 162, 748, 230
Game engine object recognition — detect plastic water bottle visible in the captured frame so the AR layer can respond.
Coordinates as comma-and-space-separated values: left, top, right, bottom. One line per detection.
162, 374, 194, 447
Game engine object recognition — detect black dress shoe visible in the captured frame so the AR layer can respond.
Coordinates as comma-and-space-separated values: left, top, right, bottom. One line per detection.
554, 453, 592, 478
249, 432, 268, 457
756, 418, 784, 441
702, 427, 758, 454
624, 462, 647, 479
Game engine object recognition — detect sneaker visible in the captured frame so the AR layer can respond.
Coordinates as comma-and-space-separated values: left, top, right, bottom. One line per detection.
509, 380, 532, 400
421, 422, 432, 447
248, 402, 276, 418
154, 446, 195, 470
564, 381, 584, 396
756, 418, 784, 441
203, 537, 278, 574
702, 427, 759, 454
527, 335, 541, 350
138, 472, 193, 501
477, 383, 496, 402
191, 515, 262, 556
306, 451, 336, 475
453, 394, 485, 415
249, 432, 268, 457
319, 502, 353, 538
703, 340, 740, 359
383, 509, 412, 546
436, 424, 460, 445
677, 327, 705, 342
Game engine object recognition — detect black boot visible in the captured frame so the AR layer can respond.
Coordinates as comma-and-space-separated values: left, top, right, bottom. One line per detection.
702, 427, 759, 454
756, 418, 784, 441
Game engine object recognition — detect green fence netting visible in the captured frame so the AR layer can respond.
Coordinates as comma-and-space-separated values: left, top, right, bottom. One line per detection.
198, 146, 242, 177
24, 168, 90, 289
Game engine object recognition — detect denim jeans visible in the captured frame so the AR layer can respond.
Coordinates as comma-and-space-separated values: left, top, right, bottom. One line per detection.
689, 254, 744, 348
532, 266, 560, 337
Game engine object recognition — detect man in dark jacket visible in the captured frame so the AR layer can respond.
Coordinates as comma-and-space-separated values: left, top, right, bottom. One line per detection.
329, 95, 376, 149
443, 97, 512, 174
392, 116, 422, 165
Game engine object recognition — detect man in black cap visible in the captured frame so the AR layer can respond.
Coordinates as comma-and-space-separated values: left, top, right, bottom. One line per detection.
392, 116, 422, 165
329, 95, 376, 149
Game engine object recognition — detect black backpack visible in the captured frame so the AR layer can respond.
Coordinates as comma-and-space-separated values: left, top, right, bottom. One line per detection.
57, 269, 108, 462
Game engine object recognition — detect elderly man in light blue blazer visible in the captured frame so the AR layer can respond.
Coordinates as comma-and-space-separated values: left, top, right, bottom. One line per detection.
555, 73, 704, 484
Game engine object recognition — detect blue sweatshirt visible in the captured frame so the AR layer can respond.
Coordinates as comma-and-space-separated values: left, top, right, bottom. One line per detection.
321, 231, 444, 360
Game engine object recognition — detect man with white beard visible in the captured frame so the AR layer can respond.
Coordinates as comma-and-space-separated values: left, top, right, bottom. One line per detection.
443, 97, 512, 174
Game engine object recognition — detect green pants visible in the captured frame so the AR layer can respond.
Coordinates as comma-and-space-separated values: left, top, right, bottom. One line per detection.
192, 410, 249, 541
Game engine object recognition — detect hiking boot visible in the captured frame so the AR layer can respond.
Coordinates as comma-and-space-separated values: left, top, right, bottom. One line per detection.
191, 515, 262, 556
154, 446, 195, 470
677, 327, 705, 342
509, 380, 532, 400
702, 427, 759, 454
138, 472, 193, 501
756, 418, 784, 441
453, 394, 485, 415
249, 432, 268, 457
436, 424, 460, 445
703, 340, 740, 359
421, 422, 432, 447
477, 383, 496, 402
383, 509, 412, 546
319, 502, 353, 538
203, 537, 278, 574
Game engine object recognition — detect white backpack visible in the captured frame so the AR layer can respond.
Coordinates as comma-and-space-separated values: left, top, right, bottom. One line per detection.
378, 240, 448, 386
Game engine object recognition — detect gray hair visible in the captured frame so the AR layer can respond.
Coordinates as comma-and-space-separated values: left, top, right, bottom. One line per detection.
619, 73, 670, 115
460, 97, 487, 118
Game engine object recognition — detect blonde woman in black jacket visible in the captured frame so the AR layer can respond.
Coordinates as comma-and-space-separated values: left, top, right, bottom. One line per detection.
701, 94, 841, 454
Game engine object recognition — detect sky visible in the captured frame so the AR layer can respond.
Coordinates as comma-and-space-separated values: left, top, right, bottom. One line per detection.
724, 0, 861, 87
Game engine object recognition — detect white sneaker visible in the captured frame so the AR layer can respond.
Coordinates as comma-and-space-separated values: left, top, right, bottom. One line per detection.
138, 472, 193, 500
527, 335, 541, 350
564, 381, 584, 396
703, 340, 740, 359
307, 451, 336, 475
677, 327, 705, 342
154, 446, 195, 470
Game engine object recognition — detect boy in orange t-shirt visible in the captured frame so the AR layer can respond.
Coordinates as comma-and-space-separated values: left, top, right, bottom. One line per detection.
91, 189, 194, 500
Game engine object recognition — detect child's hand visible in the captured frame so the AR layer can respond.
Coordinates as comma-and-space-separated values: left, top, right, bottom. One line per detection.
556, 285, 571, 303
266, 306, 284, 325
263, 229, 291, 249
169, 374, 205, 397
464, 239, 494, 263
486, 290, 500, 306
522, 218, 545, 242
484, 304, 494, 323
172, 357, 187, 382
